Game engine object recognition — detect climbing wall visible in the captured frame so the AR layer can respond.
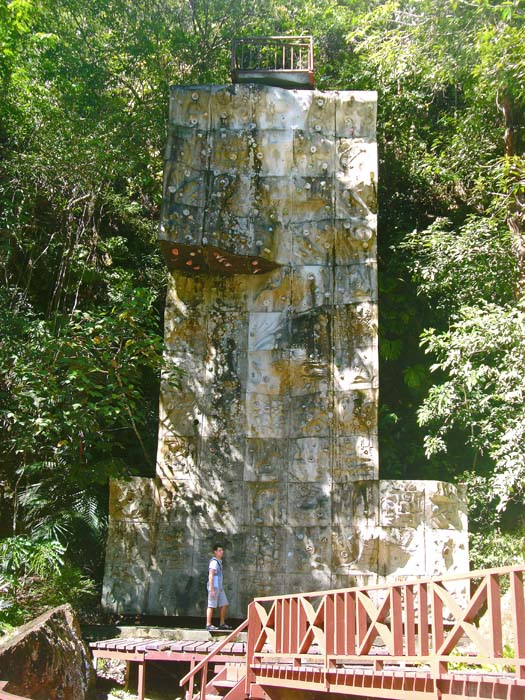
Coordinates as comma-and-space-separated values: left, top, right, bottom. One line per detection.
102, 85, 468, 617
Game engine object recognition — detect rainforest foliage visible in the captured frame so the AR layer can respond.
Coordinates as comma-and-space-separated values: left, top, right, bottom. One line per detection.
1, 0, 524, 629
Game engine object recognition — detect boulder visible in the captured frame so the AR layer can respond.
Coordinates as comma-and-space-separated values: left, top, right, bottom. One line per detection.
0, 604, 95, 700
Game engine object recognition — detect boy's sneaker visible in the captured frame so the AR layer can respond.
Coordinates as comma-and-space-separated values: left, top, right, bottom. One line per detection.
219, 623, 232, 630
206, 624, 219, 631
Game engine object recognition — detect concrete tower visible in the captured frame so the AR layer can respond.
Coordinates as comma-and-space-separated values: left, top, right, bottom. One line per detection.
102, 41, 468, 617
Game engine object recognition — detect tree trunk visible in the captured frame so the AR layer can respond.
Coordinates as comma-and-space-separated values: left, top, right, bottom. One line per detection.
497, 90, 525, 295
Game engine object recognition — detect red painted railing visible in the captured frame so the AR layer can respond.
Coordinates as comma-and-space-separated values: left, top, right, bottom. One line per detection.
246, 565, 525, 680
180, 565, 525, 700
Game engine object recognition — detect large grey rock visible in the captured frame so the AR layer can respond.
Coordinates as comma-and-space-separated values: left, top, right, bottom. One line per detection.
0, 604, 95, 700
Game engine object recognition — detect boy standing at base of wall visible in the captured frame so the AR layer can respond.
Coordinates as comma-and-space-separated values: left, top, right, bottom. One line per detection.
206, 544, 232, 631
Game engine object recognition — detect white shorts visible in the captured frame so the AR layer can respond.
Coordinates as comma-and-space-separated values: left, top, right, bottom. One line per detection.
207, 588, 229, 608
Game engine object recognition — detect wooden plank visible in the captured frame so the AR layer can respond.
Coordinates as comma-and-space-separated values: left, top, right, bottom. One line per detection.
90, 636, 126, 649
133, 640, 170, 652
179, 640, 204, 653
92, 650, 145, 662
120, 638, 149, 651
188, 641, 211, 653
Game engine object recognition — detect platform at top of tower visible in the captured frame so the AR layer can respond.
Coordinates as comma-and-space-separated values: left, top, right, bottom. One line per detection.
231, 36, 315, 89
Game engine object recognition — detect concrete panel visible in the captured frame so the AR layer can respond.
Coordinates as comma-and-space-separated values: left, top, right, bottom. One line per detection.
209, 84, 253, 130
334, 347, 378, 391
157, 436, 198, 483
291, 219, 335, 265
335, 91, 377, 139
254, 87, 312, 130
334, 263, 378, 304
377, 526, 426, 577
244, 266, 293, 312
247, 350, 290, 396
287, 484, 331, 527
244, 438, 290, 482
292, 175, 334, 222
335, 218, 377, 265
289, 437, 331, 483
170, 86, 211, 129
332, 525, 380, 575
246, 393, 290, 438
305, 91, 336, 135
333, 481, 380, 529
288, 347, 330, 397
333, 435, 378, 482
285, 527, 332, 574
289, 391, 330, 438
293, 131, 335, 177
425, 528, 470, 577
243, 526, 286, 573
425, 480, 469, 531
291, 265, 333, 311
244, 482, 287, 527
379, 480, 427, 529
334, 388, 378, 436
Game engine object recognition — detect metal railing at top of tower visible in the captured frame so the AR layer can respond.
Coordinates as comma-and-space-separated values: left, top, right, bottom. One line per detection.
231, 36, 315, 89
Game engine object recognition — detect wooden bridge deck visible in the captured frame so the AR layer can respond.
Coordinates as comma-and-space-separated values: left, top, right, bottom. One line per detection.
91, 635, 247, 661
90, 634, 525, 700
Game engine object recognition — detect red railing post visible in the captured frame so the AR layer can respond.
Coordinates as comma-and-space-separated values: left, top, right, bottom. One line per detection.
187, 658, 195, 700
325, 593, 335, 669
511, 569, 525, 679
487, 573, 503, 658
137, 660, 146, 700
418, 582, 430, 656
245, 602, 260, 694
405, 584, 416, 656
276, 599, 282, 653
390, 585, 404, 656
289, 597, 297, 654
334, 592, 345, 656
357, 592, 368, 652
345, 590, 356, 655
431, 582, 447, 675
200, 661, 208, 700
282, 598, 290, 654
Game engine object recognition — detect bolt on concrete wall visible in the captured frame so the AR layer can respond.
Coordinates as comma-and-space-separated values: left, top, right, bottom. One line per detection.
102, 85, 468, 617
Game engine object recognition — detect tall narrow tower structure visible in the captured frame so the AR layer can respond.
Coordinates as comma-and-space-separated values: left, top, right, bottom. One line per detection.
102, 39, 468, 617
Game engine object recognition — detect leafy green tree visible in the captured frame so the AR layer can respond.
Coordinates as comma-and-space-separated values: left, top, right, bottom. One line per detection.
419, 302, 525, 509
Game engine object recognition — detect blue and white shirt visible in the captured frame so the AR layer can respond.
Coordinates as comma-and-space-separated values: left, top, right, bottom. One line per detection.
208, 557, 223, 590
